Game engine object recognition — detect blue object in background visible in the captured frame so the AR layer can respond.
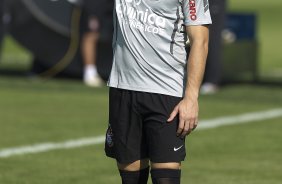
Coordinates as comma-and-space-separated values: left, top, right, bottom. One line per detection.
226, 13, 257, 40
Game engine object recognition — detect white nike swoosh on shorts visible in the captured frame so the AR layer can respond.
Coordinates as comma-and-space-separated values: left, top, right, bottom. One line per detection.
174, 145, 183, 152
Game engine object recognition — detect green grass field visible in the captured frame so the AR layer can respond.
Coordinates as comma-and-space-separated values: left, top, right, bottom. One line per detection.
0, 0, 282, 183
0, 78, 281, 184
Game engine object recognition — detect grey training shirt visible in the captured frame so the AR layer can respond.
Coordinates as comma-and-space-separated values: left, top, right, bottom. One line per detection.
108, 0, 212, 97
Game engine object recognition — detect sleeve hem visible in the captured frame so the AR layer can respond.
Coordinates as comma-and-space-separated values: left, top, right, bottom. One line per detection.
184, 21, 212, 26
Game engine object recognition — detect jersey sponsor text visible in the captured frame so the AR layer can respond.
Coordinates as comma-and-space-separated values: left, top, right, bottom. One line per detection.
189, 0, 197, 21
116, 1, 166, 34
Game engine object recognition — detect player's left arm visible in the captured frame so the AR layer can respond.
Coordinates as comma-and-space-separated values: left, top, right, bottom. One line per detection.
168, 25, 209, 138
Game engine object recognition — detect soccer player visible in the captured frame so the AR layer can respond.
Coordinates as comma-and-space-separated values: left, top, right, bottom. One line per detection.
201, 0, 227, 94
80, 0, 111, 87
105, 0, 211, 183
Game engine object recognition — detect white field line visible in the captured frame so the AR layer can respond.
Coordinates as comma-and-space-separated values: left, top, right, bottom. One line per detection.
0, 108, 282, 158
198, 108, 282, 129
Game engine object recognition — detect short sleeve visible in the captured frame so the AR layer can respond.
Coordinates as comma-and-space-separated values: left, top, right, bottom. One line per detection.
182, 0, 212, 26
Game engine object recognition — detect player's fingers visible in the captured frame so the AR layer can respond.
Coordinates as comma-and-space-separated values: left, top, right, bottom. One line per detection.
181, 120, 191, 138
192, 124, 198, 130
192, 117, 199, 130
176, 119, 185, 136
167, 105, 179, 122
189, 118, 196, 132
182, 116, 197, 138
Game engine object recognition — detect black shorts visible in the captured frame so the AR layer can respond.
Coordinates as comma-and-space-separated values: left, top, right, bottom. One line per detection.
105, 88, 186, 164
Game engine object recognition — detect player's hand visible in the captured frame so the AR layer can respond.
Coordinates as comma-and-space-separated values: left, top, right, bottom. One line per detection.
167, 97, 199, 138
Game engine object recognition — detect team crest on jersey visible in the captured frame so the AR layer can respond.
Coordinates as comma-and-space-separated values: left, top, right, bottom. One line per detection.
106, 124, 114, 147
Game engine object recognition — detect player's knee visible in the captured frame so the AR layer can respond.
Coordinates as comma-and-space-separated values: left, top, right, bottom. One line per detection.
151, 168, 181, 184
151, 162, 181, 170
118, 159, 150, 171
119, 167, 150, 184
151, 163, 181, 184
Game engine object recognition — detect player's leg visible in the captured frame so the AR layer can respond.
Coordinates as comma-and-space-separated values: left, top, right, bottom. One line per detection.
118, 159, 150, 171
105, 88, 150, 184
140, 93, 185, 184
201, 0, 227, 94
118, 159, 150, 184
150, 162, 181, 184
81, 12, 103, 87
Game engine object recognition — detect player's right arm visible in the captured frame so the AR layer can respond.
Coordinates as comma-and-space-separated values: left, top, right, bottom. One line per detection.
167, 0, 211, 137
168, 25, 209, 137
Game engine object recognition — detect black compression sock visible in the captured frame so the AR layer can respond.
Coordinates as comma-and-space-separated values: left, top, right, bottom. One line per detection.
151, 169, 181, 184
119, 167, 149, 184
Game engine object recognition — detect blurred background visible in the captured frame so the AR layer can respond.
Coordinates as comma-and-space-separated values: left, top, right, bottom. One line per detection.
0, 0, 281, 184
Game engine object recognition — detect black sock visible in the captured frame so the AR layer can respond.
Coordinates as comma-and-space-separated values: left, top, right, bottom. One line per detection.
151, 169, 181, 184
119, 167, 149, 184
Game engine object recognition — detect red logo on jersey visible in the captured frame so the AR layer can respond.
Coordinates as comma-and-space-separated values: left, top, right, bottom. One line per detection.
189, 0, 197, 21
